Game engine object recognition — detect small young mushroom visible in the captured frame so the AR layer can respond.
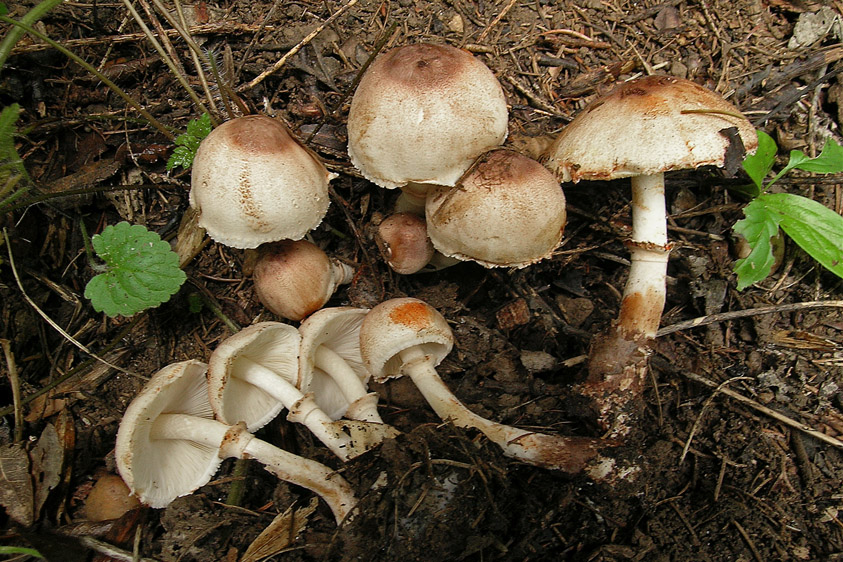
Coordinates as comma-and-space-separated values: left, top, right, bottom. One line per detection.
253, 239, 354, 321
298, 307, 383, 423
207, 322, 358, 461
116, 360, 357, 524
347, 43, 509, 214
375, 213, 435, 275
84, 473, 140, 522
425, 149, 567, 268
190, 115, 334, 249
543, 75, 757, 435
359, 298, 608, 473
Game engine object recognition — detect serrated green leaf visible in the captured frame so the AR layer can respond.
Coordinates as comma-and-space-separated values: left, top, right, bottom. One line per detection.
790, 137, 843, 174
741, 130, 777, 193
733, 198, 782, 290
84, 222, 186, 317
186, 112, 212, 140
166, 145, 195, 171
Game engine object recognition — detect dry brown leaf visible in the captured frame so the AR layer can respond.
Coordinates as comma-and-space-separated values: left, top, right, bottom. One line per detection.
0, 443, 34, 526
239, 498, 317, 562
30, 423, 63, 519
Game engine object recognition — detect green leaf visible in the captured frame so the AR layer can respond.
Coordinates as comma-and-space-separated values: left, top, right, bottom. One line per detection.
0, 4, 8, 17
790, 137, 843, 174
0, 545, 44, 558
733, 198, 782, 290
741, 130, 777, 194
84, 222, 186, 317
166, 113, 212, 171
734, 193, 843, 290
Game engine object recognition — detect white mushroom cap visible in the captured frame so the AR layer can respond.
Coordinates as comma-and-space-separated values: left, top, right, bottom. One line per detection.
115, 360, 223, 508
543, 75, 758, 182
189, 115, 334, 249
359, 297, 453, 383
252, 240, 355, 321
298, 307, 371, 420
347, 43, 509, 189
425, 149, 567, 268
207, 322, 301, 431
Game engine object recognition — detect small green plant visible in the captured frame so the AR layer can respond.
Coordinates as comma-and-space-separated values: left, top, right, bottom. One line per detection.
734, 130, 843, 290
166, 113, 212, 171
84, 222, 186, 317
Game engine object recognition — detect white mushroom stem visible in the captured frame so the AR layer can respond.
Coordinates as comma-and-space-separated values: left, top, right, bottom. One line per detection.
314, 346, 384, 423
398, 346, 606, 473
237, 358, 355, 460
150, 414, 357, 524
583, 173, 671, 436
618, 173, 670, 339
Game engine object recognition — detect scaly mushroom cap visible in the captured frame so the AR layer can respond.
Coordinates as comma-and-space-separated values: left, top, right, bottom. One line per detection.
359, 298, 453, 383
544, 75, 758, 182
207, 322, 301, 431
298, 307, 370, 419
426, 149, 567, 268
116, 360, 221, 508
347, 43, 509, 189
190, 115, 333, 248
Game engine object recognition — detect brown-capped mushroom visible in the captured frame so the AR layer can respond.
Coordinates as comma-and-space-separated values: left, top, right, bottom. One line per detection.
347, 43, 508, 214
543, 75, 757, 434
426, 149, 567, 268
253, 240, 354, 321
190, 115, 334, 249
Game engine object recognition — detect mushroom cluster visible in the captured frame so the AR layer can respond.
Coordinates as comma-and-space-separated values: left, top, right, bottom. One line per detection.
348, 43, 567, 271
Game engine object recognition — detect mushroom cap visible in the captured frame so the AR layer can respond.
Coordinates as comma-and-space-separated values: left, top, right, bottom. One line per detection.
298, 307, 370, 420
189, 115, 333, 249
425, 149, 567, 268
347, 43, 509, 189
85, 474, 141, 521
253, 240, 347, 321
543, 75, 759, 182
359, 298, 454, 383
207, 322, 301, 431
375, 212, 435, 274
116, 360, 222, 508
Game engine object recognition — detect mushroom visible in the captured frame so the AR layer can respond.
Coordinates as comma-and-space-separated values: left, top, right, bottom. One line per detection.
189, 115, 334, 249
115, 360, 357, 524
358, 298, 610, 473
298, 307, 384, 423
253, 239, 354, 321
425, 149, 567, 268
347, 43, 509, 214
375, 213, 435, 275
206, 322, 360, 461
84, 473, 140, 522
543, 75, 757, 434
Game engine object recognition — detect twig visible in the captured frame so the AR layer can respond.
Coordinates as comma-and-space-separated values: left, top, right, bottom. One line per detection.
656, 300, 843, 337
678, 369, 843, 450
477, 0, 518, 43
238, 0, 360, 92
3, 228, 139, 378
680, 377, 751, 465
0, 339, 23, 443
79, 536, 161, 562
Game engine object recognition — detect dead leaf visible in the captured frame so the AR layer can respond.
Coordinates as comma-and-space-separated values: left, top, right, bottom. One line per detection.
0, 443, 34, 526
239, 498, 317, 562
30, 424, 63, 519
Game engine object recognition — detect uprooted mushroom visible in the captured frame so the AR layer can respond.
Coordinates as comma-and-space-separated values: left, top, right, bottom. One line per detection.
116, 360, 357, 524
543, 75, 757, 436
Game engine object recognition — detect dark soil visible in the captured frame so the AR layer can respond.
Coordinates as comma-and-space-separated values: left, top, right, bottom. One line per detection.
2, 0, 843, 560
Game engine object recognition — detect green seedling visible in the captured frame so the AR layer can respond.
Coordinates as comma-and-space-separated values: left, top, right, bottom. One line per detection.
84, 222, 186, 317
166, 113, 212, 172
734, 130, 843, 290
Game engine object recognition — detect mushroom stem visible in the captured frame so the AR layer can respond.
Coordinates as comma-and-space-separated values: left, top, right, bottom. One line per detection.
583, 172, 670, 435
399, 346, 604, 473
150, 414, 356, 524
237, 358, 355, 459
313, 346, 384, 423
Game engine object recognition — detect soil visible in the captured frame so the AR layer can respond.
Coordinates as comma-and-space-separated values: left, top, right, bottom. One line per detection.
2, 0, 843, 560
